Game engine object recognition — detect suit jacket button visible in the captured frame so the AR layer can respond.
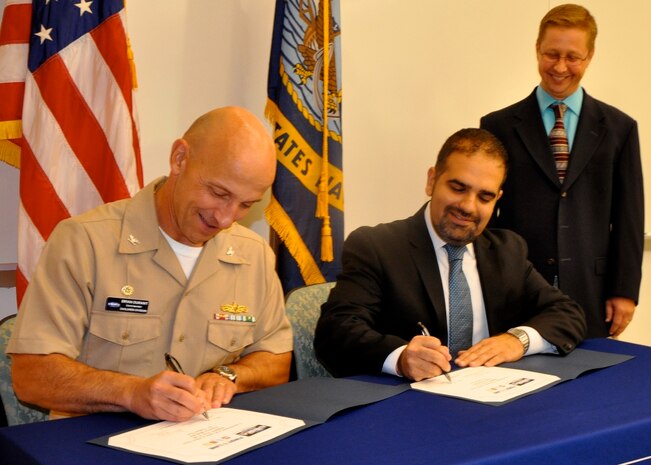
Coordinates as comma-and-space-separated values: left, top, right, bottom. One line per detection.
546, 258, 557, 265
561, 192, 568, 198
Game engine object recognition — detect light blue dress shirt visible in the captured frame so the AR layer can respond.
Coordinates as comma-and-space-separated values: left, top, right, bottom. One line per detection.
536, 85, 584, 151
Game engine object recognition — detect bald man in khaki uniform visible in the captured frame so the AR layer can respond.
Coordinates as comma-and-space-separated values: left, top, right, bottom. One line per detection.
8, 107, 292, 422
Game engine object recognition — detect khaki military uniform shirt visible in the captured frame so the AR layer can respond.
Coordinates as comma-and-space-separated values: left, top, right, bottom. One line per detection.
8, 178, 292, 378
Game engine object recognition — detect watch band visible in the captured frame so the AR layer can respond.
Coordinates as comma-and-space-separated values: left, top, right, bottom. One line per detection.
507, 328, 530, 354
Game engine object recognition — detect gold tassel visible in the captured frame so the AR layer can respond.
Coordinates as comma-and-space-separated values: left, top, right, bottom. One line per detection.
320, 216, 334, 262
126, 36, 138, 90
124, 0, 138, 89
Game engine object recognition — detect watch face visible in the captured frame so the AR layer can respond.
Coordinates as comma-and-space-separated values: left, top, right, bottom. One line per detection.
217, 366, 237, 381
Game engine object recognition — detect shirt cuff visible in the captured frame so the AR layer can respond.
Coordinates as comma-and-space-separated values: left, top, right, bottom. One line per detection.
382, 345, 407, 376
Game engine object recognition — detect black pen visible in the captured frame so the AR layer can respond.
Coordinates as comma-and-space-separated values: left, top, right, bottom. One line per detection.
164, 353, 210, 420
417, 322, 452, 382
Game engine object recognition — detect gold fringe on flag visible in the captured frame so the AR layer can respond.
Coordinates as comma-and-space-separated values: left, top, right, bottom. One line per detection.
0, 120, 22, 168
315, 0, 333, 262
0, 140, 20, 169
265, 195, 326, 285
264, 99, 277, 129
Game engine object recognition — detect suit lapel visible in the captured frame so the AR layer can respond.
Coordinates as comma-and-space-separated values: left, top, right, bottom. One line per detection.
407, 206, 448, 336
563, 92, 604, 188
473, 234, 500, 335
513, 91, 561, 186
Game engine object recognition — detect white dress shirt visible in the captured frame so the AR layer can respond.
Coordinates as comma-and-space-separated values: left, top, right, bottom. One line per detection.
382, 203, 555, 376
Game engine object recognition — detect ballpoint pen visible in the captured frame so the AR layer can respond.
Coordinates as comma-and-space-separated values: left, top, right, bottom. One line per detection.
164, 353, 210, 420
417, 322, 452, 383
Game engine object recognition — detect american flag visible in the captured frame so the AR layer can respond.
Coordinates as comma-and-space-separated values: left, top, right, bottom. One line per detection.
0, 0, 143, 305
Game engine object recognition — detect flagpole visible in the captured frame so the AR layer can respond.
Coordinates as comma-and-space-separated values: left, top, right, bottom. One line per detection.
316, 0, 333, 262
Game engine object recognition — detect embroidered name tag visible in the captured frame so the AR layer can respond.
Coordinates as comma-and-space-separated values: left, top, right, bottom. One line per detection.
105, 297, 150, 313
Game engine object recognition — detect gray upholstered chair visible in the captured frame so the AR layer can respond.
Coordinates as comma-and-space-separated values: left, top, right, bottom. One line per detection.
0, 314, 48, 425
285, 282, 335, 379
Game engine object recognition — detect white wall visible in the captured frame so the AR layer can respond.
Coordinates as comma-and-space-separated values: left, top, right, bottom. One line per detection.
1, 0, 650, 344
125, 0, 277, 235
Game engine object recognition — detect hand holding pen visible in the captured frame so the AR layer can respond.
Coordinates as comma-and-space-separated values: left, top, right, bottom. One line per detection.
417, 322, 453, 382
165, 353, 210, 420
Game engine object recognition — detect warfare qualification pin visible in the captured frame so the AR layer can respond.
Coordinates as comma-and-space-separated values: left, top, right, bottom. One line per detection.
220, 302, 248, 313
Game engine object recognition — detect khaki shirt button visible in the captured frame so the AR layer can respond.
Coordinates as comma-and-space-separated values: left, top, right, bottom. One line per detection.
121, 331, 129, 341
178, 334, 185, 343
230, 339, 237, 347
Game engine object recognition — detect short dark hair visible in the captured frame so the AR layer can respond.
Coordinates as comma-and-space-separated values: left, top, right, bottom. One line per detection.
434, 128, 508, 184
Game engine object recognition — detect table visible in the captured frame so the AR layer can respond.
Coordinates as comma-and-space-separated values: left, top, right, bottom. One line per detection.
1, 338, 651, 465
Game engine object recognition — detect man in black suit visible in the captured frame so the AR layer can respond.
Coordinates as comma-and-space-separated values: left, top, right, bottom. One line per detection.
314, 129, 586, 381
480, 4, 643, 338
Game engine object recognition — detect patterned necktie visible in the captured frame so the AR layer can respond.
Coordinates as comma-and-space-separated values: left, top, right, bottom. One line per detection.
444, 244, 473, 357
550, 103, 570, 183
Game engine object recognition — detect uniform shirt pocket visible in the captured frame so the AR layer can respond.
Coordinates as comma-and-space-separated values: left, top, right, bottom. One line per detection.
84, 312, 161, 375
207, 320, 255, 354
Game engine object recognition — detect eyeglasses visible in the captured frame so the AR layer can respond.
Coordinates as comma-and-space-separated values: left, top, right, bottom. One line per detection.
539, 51, 589, 66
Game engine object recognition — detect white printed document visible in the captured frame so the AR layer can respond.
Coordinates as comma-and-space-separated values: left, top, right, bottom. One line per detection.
98, 378, 410, 463
411, 366, 560, 404
108, 408, 305, 464
411, 349, 635, 406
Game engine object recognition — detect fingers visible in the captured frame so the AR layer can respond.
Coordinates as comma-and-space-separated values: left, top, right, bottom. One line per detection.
609, 317, 633, 338
196, 373, 237, 408
604, 300, 614, 323
606, 297, 636, 337
398, 336, 452, 381
455, 334, 523, 368
140, 371, 208, 422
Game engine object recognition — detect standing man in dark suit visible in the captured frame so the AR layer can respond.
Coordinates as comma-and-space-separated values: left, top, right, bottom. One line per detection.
314, 129, 586, 381
480, 4, 643, 338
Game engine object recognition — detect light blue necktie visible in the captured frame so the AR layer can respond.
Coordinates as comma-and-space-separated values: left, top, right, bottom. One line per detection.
444, 244, 473, 357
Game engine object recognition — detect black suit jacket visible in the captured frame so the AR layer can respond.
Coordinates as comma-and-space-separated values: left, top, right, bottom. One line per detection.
314, 205, 586, 377
480, 88, 644, 337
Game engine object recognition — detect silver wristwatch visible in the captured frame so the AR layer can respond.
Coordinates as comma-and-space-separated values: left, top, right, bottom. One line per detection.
212, 365, 238, 383
507, 328, 530, 354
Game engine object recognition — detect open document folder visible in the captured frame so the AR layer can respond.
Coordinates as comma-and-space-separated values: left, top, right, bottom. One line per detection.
411, 347, 633, 406
91, 378, 409, 464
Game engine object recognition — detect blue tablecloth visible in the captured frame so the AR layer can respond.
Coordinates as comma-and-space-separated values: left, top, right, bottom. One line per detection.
1, 338, 651, 465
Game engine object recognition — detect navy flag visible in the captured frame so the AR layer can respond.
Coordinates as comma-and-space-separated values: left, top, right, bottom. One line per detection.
265, 0, 343, 293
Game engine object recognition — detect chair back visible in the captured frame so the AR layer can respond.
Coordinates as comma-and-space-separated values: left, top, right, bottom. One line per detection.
0, 314, 48, 425
285, 282, 335, 379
